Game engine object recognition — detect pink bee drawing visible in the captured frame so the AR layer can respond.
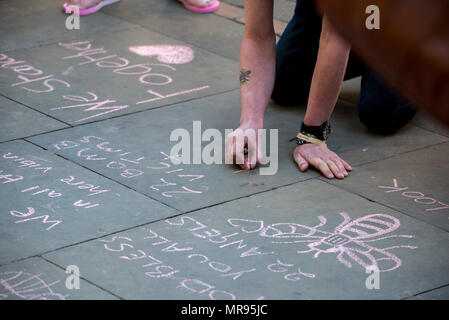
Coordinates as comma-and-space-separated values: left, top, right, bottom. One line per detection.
228, 213, 417, 272
0, 271, 67, 300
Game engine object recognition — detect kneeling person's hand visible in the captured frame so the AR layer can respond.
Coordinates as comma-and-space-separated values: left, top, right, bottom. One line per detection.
293, 143, 352, 179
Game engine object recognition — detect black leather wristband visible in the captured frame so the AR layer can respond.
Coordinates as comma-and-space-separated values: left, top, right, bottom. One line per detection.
300, 121, 331, 141
295, 121, 331, 146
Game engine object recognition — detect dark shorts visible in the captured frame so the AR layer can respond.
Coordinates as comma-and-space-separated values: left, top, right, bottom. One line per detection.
271, 0, 416, 133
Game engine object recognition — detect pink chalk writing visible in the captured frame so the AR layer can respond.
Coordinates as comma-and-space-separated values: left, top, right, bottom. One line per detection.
0, 271, 67, 300
98, 227, 265, 300
228, 212, 417, 272
267, 259, 315, 281
10, 206, 62, 231
0, 169, 24, 184
52, 92, 128, 123
135, 85, 210, 105
21, 185, 62, 198
99, 235, 180, 279
0, 159, 105, 209
2, 41, 210, 124
165, 216, 275, 258
178, 279, 238, 300
51, 136, 206, 198
142, 227, 256, 281
187, 253, 256, 280
2, 152, 53, 174
58, 41, 210, 106
129, 45, 195, 64
0, 53, 70, 94
59, 176, 109, 197
379, 178, 449, 214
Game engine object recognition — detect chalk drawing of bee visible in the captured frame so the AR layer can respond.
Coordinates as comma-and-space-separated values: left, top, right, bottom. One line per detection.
228, 213, 417, 272
0, 271, 67, 300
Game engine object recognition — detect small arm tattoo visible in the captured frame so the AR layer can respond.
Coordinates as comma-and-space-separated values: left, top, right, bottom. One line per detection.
239, 69, 251, 84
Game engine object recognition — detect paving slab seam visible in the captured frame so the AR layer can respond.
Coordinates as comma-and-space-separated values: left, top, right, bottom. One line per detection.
43, 87, 239, 129
0, 209, 189, 267
412, 123, 449, 138
23, 137, 320, 217
318, 178, 449, 234
212, 2, 288, 36
28, 139, 319, 215
0, 177, 318, 268
0, 93, 72, 128
2, 88, 240, 140
20, 134, 449, 235
403, 283, 449, 300
23, 138, 182, 213
38, 255, 125, 300
27, 120, 445, 226
0, 22, 141, 55
149, 176, 318, 219
337, 138, 449, 170
102, 10, 243, 62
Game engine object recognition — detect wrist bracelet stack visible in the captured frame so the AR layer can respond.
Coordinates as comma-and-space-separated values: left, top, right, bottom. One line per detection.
295, 121, 331, 146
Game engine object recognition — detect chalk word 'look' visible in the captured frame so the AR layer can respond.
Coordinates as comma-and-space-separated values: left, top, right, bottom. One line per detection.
379, 178, 449, 215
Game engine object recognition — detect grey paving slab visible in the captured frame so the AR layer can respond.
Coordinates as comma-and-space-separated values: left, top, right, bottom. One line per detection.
409, 285, 449, 300
28, 91, 448, 211
44, 180, 449, 299
0, 95, 67, 142
273, 0, 296, 23
322, 100, 449, 166
223, 0, 295, 22
0, 26, 238, 125
0, 0, 137, 53
325, 143, 449, 232
413, 111, 449, 138
28, 91, 316, 212
0, 257, 116, 300
222, 0, 244, 7
268, 98, 447, 167
101, 0, 245, 61
0, 140, 177, 264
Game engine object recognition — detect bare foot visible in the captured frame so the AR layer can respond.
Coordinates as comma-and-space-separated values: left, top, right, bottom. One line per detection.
66, 0, 103, 10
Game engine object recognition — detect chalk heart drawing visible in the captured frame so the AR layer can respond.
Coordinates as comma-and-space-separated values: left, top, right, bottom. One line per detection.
128, 45, 195, 64
228, 213, 418, 272
0, 271, 67, 300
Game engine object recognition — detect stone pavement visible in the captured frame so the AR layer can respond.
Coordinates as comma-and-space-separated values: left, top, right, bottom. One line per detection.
0, 0, 448, 300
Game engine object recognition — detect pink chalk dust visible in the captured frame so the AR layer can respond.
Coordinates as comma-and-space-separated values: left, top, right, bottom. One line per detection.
129, 45, 195, 64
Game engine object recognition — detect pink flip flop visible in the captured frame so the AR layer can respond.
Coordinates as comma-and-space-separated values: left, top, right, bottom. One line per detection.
180, 0, 220, 13
62, 0, 120, 16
